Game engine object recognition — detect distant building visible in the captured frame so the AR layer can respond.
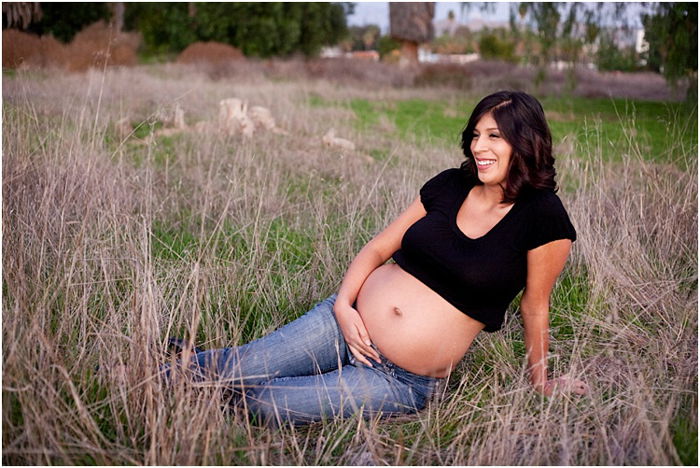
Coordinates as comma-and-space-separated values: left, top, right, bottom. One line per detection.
320, 46, 343, 58
440, 53, 479, 64
320, 47, 380, 61
418, 46, 478, 64
634, 29, 649, 54
348, 50, 380, 61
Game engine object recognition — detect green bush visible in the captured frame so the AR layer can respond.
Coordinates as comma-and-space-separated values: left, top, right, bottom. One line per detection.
377, 35, 400, 58
346, 24, 381, 51
478, 32, 515, 62
595, 35, 641, 72
430, 33, 475, 55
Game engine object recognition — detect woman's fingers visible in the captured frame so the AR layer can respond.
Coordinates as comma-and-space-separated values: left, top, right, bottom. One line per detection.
354, 337, 381, 362
349, 336, 380, 364
355, 340, 380, 362
336, 306, 381, 364
353, 323, 381, 361
347, 344, 373, 367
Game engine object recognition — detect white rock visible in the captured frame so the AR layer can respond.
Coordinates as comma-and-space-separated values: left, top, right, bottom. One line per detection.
249, 106, 276, 130
239, 114, 255, 138
218, 98, 254, 137
218, 98, 246, 126
322, 128, 355, 151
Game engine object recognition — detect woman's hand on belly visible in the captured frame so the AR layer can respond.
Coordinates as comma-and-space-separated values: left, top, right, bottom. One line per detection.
356, 263, 485, 377
333, 302, 381, 366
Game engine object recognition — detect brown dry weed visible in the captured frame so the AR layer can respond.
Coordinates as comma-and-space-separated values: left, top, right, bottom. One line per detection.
2, 21, 139, 72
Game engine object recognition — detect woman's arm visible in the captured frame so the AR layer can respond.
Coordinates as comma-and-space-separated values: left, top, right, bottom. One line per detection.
521, 239, 588, 395
334, 197, 426, 366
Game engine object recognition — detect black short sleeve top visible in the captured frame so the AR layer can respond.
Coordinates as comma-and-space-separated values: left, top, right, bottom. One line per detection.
391, 168, 577, 332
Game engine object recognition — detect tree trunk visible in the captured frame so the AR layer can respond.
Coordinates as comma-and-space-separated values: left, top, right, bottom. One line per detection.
111, 2, 124, 32
2, 2, 42, 29
399, 40, 419, 67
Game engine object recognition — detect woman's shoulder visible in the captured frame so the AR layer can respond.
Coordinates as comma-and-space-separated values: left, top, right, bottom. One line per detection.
420, 168, 471, 208
518, 188, 577, 248
520, 188, 569, 213
421, 168, 469, 191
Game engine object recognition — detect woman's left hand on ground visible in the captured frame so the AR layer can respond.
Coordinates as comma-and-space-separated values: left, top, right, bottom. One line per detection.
539, 376, 590, 396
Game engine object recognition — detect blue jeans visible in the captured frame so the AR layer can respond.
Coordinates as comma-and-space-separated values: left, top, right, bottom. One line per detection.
167, 295, 442, 426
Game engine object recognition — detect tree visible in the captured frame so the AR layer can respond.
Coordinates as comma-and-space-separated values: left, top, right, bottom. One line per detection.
596, 33, 640, 72
458, 1, 696, 96
111, 2, 124, 33
346, 24, 381, 51
643, 2, 698, 84
389, 2, 435, 66
124, 2, 349, 58
124, 3, 196, 55
517, 3, 561, 65
512, 3, 635, 89
22, 2, 112, 42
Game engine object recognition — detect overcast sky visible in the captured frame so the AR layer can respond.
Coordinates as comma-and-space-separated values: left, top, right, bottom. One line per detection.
347, 2, 647, 33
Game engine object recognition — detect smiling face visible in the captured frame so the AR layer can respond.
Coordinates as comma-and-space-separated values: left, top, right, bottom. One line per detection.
469, 112, 513, 188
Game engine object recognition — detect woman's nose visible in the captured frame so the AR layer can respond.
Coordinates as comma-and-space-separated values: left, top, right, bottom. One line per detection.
472, 135, 487, 153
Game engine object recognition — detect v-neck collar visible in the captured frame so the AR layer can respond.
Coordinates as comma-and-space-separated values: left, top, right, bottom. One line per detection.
452, 184, 519, 241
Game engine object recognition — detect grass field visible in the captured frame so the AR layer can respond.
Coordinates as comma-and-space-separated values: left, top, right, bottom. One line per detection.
2, 63, 697, 465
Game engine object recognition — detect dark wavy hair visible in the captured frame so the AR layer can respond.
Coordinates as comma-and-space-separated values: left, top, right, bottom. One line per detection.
460, 90, 557, 203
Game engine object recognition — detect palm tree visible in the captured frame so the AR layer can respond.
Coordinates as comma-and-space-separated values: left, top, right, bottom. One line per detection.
389, 2, 435, 66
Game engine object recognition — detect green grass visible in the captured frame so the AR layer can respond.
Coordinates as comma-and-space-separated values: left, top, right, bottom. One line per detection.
348, 98, 466, 147
121, 133, 186, 168
673, 411, 698, 465
314, 95, 697, 168
541, 96, 698, 166
548, 268, 593, 339
152, 219, 200, 260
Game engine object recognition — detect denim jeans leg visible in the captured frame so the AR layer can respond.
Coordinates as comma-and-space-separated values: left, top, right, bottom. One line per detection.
244, 362, 429, 426
171, 295, 349, 391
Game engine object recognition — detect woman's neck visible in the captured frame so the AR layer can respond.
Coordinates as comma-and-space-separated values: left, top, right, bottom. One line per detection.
474, 183, 508, 207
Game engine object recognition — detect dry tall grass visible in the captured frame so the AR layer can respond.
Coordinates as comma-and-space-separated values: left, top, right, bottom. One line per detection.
2, 64, 697, 465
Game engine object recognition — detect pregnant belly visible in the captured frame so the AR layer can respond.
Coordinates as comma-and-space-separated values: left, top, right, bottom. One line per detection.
356, 263, 485, 378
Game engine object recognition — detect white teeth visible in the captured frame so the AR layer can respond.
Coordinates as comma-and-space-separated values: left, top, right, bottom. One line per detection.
476, 159, 495, 167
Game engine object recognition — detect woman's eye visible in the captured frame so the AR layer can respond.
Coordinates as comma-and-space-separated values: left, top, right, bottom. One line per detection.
471, 134, 479, 139
489, 133, 500, 138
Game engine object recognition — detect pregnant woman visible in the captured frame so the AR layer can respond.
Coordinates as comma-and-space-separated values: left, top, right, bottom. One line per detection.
166, 90, 588, 426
